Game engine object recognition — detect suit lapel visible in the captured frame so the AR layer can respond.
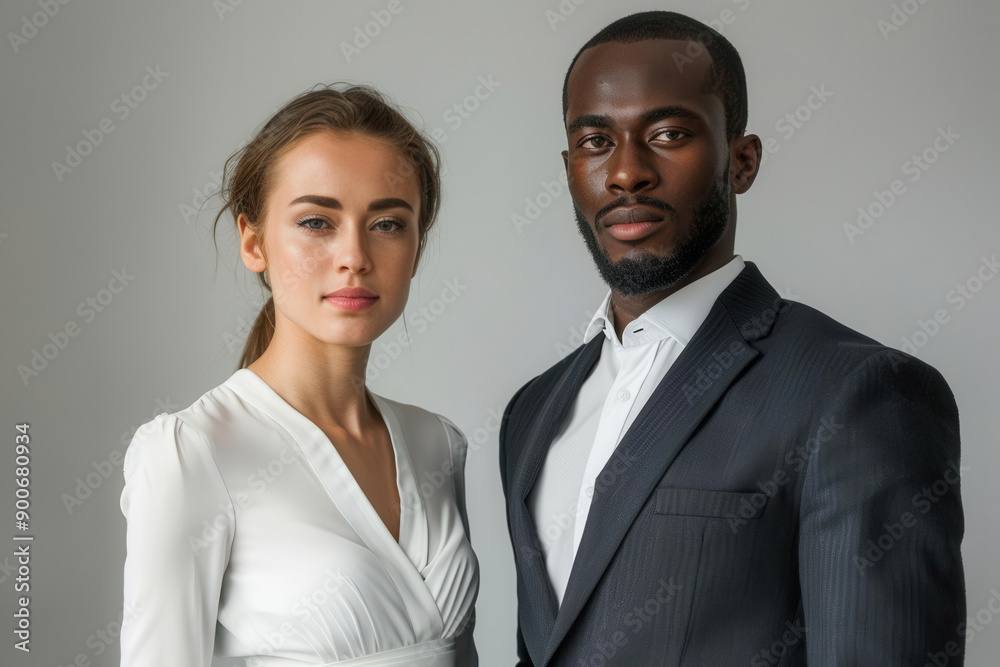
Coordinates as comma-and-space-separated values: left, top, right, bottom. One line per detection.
510, 333, 605, 659
544, 263, 780, 662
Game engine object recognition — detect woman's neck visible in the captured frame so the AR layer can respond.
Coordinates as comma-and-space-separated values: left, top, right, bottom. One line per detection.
246, 322, 377, 436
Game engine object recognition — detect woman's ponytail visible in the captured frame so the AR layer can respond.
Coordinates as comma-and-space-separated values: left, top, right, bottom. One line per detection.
238, 295, 274, 369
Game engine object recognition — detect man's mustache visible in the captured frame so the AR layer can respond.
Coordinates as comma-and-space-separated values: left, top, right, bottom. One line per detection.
594, 195, 676, 231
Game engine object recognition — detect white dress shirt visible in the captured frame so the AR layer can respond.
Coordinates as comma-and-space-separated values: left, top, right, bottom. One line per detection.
528, 255, 745, 605
120, 368, 478, 666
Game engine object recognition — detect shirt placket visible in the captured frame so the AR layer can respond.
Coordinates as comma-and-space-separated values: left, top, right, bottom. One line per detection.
571, 338, 660, 554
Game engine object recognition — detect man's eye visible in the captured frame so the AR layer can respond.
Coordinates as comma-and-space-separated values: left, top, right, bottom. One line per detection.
654, 129, 687, 141
580, 136, 612, 149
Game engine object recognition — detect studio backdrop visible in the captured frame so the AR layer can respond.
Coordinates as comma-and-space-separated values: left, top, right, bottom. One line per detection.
1, 0, 997, 665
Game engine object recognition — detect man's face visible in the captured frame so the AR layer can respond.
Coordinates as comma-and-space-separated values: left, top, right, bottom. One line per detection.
563, 39, 734, 296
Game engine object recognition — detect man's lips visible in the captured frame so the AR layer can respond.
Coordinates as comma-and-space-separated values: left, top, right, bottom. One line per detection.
601, 205, 665, 227
600, 206, 666, 242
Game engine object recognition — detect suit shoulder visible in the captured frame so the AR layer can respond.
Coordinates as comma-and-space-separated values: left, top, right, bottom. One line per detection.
774, 300, 880, 347
775, 300, 889, 358
505, 344, 587, 418
771, 300, 953, 394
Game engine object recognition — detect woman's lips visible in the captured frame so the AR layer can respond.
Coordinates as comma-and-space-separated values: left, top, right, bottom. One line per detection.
324, 295, 378, 311
323, 287, 379, 311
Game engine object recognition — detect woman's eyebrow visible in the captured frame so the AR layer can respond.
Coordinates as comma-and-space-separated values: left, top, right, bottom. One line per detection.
289, 194, 340, 209
368, 198, 413, 212
288, 195, 412, 212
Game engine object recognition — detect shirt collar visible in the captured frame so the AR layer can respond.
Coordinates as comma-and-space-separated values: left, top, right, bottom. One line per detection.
583, 255, 746, 347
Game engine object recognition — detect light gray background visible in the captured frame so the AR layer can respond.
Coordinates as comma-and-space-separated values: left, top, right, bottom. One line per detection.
1, 0, 997, 665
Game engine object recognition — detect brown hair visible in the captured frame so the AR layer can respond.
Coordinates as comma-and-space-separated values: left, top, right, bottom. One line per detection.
211, 84, 442, 369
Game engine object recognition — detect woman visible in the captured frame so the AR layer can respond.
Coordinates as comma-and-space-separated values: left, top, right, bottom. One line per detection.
119, 85, 479, 666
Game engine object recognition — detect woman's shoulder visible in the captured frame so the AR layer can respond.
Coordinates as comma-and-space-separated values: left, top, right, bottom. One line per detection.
123, 372, 250, 476
372, 393, 469, 458
120, 389, 238, 550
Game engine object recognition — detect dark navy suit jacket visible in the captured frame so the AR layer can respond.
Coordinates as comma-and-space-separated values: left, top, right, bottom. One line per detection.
499, 262, 965, 666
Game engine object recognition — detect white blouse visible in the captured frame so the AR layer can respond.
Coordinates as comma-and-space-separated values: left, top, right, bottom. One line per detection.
119, 368, 479, 666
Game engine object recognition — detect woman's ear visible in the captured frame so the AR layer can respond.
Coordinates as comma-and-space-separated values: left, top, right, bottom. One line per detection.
238, 213, 267, 273
411, 246, 421, 279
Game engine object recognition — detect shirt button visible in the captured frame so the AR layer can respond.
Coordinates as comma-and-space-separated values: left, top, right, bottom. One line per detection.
617, 389, 631, 401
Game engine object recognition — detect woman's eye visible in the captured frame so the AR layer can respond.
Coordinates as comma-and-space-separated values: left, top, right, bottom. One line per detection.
373, 218, 405, 233
297, 217, 329, 231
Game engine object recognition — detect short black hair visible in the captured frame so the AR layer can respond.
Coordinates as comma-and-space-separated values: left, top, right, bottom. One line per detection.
562, 11, 748, 142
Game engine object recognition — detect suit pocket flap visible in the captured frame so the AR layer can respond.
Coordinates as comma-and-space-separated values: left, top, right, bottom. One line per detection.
654, 487, 766, 519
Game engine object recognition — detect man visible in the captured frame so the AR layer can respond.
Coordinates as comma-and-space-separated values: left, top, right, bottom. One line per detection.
499, 11, 965, 666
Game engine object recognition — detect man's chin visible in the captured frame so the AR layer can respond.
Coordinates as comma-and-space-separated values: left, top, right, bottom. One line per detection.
594, 257, 691, 296
607, 245, 676, 264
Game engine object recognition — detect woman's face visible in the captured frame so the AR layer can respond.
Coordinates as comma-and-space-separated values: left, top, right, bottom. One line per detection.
241, 131, 422, 350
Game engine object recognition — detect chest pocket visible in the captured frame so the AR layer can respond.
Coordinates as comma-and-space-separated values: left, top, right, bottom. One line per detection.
654, 487, 767, 520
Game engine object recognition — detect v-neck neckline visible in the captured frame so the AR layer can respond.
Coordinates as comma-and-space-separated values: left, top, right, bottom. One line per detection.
226, 368, 430, 571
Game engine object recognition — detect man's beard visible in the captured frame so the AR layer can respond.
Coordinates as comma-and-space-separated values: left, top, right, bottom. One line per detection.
574, 177, 731, 296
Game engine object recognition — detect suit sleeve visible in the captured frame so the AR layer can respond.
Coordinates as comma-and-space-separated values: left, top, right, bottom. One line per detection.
119, 413, 235, 667
499, 379, 536, 667
798, 350, 965, 665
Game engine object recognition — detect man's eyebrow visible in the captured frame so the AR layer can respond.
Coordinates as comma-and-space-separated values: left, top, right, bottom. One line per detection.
566, 114, 613, 134
288, 195, 413, 212
567, 106, 701, 134
640, 106, 701, 124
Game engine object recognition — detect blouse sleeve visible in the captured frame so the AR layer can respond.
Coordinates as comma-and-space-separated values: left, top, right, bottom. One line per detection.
436, 414, 472, 541
436, 413, 478, 663
119, 412, 235, 667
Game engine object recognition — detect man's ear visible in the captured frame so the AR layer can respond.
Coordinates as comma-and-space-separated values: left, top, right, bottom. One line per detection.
561, 149, 569, 172
238, 213, 267, 273
729, 134, 762, 195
